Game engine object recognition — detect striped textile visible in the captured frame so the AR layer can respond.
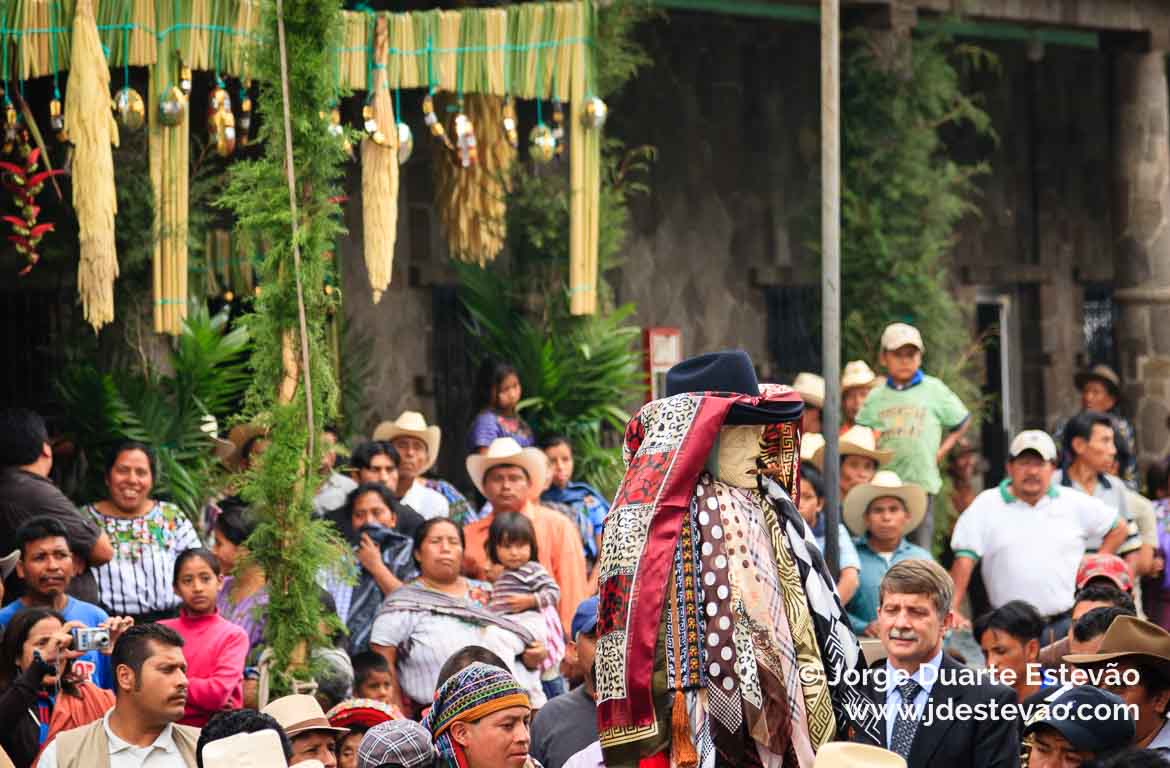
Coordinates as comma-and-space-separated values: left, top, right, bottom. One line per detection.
421, 662, 531, 767
489, 562, 566, 672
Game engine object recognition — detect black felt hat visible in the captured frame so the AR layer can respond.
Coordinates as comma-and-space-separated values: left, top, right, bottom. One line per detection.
665, 350, 803, 425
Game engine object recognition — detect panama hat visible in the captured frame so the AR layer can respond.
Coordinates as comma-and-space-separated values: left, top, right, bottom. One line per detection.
814, 742, 906, 768
843, 470, 927, 537
1074, 364, 1122, 398
216, 422, 269, 471
813, 425, 893, 468
262, 694, 349, 739
466, 437, 547, 497
841, 360, 878, 391
791, 372, 825, 409
372, 411, 442, 473
665, 350, 803, 426
1064, 615, 1170, 676
801, 433, 826, 466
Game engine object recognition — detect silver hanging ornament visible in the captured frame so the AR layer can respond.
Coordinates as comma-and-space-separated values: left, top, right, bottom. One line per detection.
49, 98, 67, 142
529, 123, 555, 164
583, 97, 608, 130
159, 86, 186, 127
396, 122, 413, 165
114, 87, 146, 131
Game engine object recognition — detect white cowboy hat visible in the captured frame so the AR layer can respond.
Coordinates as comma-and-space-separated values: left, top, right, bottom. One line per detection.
812, 425, 893, 467
843, 470, 927, 537
792, 372, 825, 409
466, 437, 547, 497
841, 360, 878, 391
801, 433, 825, 466
372, 411, 441, 473
814, 742, 906, 768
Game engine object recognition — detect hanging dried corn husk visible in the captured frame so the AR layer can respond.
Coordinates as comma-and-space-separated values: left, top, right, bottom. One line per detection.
361, 15, 398, 304
433, 93, 514, 265
66, 0, 120, 331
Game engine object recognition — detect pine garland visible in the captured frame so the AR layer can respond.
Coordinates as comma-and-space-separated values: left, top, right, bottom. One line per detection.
220, 0, 348, 695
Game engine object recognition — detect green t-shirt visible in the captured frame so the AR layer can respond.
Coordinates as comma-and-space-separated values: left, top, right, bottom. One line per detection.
855, 373, 969, 494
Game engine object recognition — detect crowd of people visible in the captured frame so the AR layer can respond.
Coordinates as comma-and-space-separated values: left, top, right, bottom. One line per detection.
0, 326, 1168, 767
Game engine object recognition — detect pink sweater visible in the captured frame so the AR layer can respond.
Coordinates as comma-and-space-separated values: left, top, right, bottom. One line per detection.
161, 609, 249, 727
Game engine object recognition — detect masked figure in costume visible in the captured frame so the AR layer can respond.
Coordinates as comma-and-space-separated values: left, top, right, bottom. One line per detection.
595, 350, 882, 768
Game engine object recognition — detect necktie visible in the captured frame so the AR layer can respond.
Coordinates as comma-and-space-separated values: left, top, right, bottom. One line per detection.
889, 678, 923, 759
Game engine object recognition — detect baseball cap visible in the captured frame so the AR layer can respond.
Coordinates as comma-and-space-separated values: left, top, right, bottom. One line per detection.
880, 323, 924, 352
571, 596, 599, 641
1022, 685, 1134, 753
358, 719, 437, 768
1008, 430, 1057, 462
1076, 553, 1134, 593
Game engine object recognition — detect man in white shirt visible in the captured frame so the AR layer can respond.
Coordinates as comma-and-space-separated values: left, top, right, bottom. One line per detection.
949, 430, 1127, 634
38, 623, 198, 768
374, 412, 450, 520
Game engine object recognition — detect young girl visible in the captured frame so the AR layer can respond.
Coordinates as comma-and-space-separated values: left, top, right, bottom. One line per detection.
161, 548, 249, 727
468, 361, 535, 453
485, 512, 566, 700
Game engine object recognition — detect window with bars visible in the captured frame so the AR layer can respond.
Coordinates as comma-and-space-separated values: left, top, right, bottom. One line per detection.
1082, 284, 1118, 370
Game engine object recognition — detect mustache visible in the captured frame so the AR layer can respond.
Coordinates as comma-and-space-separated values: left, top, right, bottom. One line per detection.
889, 628, 919, 641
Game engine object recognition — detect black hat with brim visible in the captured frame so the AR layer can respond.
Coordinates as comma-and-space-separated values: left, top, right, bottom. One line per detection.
665, 350, 804, 425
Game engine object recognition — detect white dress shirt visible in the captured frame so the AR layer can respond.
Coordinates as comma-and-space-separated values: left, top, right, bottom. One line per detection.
401, 481, 450, 520
38, 711, 190, 768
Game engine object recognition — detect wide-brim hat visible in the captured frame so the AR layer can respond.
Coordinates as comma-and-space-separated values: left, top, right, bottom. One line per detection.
1074, 364, 1122, 398
1064, 615, 1170, 675
801, 433, 826, 467
372, 411, 441, 473
843, 470, 927, 537
466, 437, 547, 497
792, 372, 825, 409
841, 360, 878, 391
262, 694, 349, 738
665, 350, 803, 425
814, 742, 906, 768
216, 423, 269, 471
813, 425, 893, 468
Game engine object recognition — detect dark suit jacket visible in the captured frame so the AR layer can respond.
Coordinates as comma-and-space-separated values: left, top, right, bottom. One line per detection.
852, 654, 1021, 768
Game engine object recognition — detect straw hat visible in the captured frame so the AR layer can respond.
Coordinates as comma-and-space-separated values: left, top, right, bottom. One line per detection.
216, 423, 269, 471
801, 433, 826, 466
198, 730, 291, 768
813, 425, 893, 468
372, 411, 441, 473
792, 373, 825, 409
1064, 615, 1170, 675
814, 742, 906, 768
262, 694, 349, 738
466, 437, 547, 497
843, 470, 927, 537
1074, 364, 1122, 398
841, 360, 878, 391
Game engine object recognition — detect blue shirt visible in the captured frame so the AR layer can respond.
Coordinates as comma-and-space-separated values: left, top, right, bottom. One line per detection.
814, 523, 861, 573
884, 650, 943, 748
0, 596, 112, 688
542, 482, 610, 559
846, 536, 934, 634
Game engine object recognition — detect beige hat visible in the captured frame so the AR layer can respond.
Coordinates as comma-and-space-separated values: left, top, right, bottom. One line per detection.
842, 360, 878, 391
373, 411, 441, 473
814, 742, 906, 768
801, 433, 825, 466
262, 694, 349, 739
1008, 430, 1057, 463
812, 425, 893, 468
1064, 615, 1170, 675
1074, 364, 1122, 397
466, 437, 548, 497
216, 423, 270, 471
792, 372, 825, 409
880, 323, 924, 352
0, 549, 18, 581
843, 470, 927, 537
199, 730, 291, 768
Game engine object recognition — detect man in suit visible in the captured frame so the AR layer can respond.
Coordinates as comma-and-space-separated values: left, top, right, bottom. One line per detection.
852, 559, 1021, 768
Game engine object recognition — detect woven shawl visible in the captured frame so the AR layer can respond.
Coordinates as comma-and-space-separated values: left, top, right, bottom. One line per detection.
595, 389, 802, 752
377, 582, 537, 646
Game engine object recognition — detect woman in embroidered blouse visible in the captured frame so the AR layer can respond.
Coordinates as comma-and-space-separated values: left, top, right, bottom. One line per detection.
467, 361, 535, 454
84, 441, 201, 624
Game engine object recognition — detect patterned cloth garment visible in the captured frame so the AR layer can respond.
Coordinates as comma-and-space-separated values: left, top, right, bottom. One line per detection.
421, 662, 532, 768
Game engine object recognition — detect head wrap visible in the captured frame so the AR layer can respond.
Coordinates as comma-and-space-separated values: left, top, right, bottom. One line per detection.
421, 662, 530, 767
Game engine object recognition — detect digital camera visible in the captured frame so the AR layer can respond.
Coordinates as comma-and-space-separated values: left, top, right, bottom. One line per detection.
71, 627, 111, 652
